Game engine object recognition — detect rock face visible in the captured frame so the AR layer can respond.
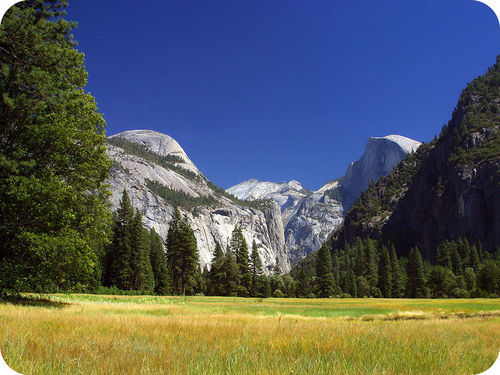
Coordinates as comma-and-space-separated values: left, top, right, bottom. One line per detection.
227, 135, 420, 263
340, 135, 421, 211
106, 130, 290, 273
332, 58, 500, 258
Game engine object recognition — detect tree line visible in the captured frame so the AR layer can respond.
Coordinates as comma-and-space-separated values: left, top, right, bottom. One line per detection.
291, 237, 500, 299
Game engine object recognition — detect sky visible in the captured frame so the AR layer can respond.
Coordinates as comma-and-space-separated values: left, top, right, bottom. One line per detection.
66, 0, 500, 190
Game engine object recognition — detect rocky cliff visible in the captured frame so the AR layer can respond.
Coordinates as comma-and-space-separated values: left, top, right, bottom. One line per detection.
106, 130, 290, 273
332, 58, 500, 258
227, 135, 420, 263
340, 135, 421, 212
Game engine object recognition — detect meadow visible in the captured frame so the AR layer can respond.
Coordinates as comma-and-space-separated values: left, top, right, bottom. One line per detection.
1, 295, 499, 375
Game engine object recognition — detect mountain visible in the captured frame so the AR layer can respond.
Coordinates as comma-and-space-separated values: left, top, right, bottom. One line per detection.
227, 135, 420, 263
106, 129, 290, 273
340, 135, 421, 211
331, 57, 500, 258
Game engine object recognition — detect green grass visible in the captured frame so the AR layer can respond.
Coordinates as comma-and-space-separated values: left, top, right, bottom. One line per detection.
1, 295, 499, 374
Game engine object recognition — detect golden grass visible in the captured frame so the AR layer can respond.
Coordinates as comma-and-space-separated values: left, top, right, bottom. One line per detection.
1, 295, 499, 374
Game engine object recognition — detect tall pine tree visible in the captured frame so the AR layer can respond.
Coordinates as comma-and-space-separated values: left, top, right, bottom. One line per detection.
149, 228, 170, 295
0, 0, 112, 292
316, 243, 334, 298
406, 247, 427, 298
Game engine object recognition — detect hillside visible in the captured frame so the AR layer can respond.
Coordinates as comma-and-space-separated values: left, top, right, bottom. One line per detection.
331, 57, 500, 258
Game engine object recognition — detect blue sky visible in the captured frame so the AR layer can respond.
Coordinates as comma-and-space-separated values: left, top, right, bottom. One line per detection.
68, 0, 499, 190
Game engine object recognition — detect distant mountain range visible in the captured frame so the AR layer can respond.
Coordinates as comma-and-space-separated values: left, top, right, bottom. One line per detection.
227, 135, 420, 262
104, 128, 421, 272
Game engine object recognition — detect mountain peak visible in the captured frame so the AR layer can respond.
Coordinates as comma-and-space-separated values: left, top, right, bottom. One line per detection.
370, 134, 421, 154
108, 129, 199, 173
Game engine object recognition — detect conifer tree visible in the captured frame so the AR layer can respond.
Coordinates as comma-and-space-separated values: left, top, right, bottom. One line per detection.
406, 247, 427, 298
390, 245, 405, 298
149, 228, 170, 295
0, 0, 112, 292
130, 210, 154, 293
230, 226, 251, 296
207, 242, 226, 296
249, 241, 263, 296
316, 243, 334, 298
222, 250, 239, 296
470, 245, 480, 271
166, 208, 199, 295
378, 246, 392, 297
436, 241, 452, 269
105, 190, 134, 290
364, 239, 378, 288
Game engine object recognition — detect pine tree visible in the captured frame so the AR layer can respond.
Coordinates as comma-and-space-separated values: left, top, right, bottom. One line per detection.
316, 243, 334, 298
0, 0, 112, 293
207, 242, 226, 296
470, 245, 480, 271
130, 210, 154, 293
295, 265, 311, 297
436, 241, 452, 269
222, 251, 239, 296
230, 226, 251, 296
378, 246, 392, 297
364, 239, 378, 288
166, 208, 199, 295
105, 190, 134, 290
406, 247, 427, 298
149, 229, 170, 295
450, 244, 463, 276
249, 241, 263, 296
390, 245, 404, 298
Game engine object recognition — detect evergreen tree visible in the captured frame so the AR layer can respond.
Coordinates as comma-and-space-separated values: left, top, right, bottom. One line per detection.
390, 245, 405, 298
470, 245, 480, 271
230, 226, 251, 296
364, 239, 379, 288
149, 228, 170, 295
166, 208, 199, 295
222, 251, 239, 296
406, 247, 427, 298
207, 242, 226, 296
436, 241, 452, 269
315, 243, 334, 298
105, 190, 134, 290
130, 210, 154, 293
378, 246, 392, 297
249, 241, 263, 296
450, 244, 463, 276
0, 0, 112, 292
295, 265, 312, 297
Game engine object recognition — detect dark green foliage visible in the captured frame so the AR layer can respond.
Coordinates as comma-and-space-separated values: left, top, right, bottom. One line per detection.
166, 208, 200, 295
427, 266, 456, 298
207, 242, 226, 296
145, 179, 217, 210
230, 226, 251, 297
221, 251, 239, 296
476, 261, 500, 295
130, 210, 154, 293
249, 241, 264, 296
104, 191, 134, 290
436, 241, 453, 269
315, 243, 334, 298
390, 245, 405, 298
149, 229, 170, 295
378, 246, 392, 297
103, 191, 156, 294
406, 247, 427, 298
0, 0, 112, 293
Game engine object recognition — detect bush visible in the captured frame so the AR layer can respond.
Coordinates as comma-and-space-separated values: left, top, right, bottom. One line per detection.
273, 289, 284, 298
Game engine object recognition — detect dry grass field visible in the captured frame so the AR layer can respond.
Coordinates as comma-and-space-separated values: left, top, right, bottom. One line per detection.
1, 295, 499, 374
